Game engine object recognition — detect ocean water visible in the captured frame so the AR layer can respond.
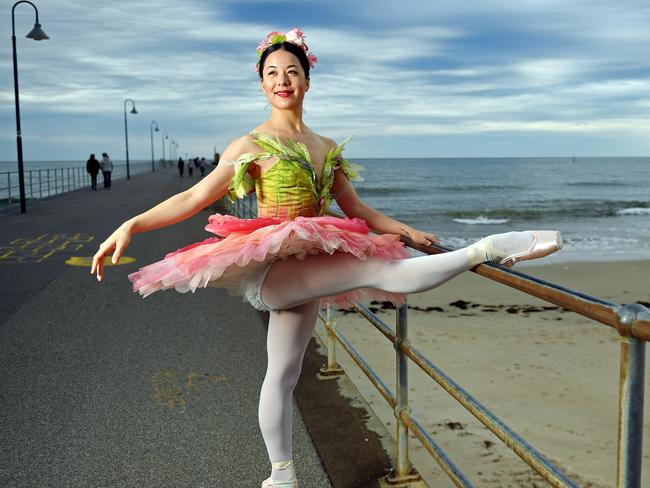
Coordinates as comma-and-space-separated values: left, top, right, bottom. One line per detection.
335, 157, 650, 264
2, 157, 649, 263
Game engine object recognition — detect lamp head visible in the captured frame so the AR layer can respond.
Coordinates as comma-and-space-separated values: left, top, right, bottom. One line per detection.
130, 107, 138, 114
26, 23, 49, 41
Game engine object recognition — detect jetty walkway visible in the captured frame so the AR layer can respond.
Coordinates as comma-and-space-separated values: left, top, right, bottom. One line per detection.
0, 166, 396, 488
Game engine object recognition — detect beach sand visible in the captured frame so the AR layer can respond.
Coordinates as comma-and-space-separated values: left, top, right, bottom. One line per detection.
312, 260, 649, 488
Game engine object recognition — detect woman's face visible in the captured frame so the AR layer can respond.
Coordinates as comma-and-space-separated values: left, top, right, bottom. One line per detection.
260, 48, 310, 109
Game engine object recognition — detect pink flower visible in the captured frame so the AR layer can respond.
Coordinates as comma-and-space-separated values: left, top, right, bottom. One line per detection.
307, 53, 317, 68
257, 39, 270, 52
285, 28, 305, 46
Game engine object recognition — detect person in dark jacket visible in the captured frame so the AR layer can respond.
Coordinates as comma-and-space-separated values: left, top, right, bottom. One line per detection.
178, 157, 185, 177
86, 154, 101, 190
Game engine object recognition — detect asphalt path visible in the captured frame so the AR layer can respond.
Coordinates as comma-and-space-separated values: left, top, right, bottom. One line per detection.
0, 167, 333, 487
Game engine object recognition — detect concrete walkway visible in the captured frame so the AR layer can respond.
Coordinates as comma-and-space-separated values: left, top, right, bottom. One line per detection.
0, 166, 399, 488
0, 166, 333, 487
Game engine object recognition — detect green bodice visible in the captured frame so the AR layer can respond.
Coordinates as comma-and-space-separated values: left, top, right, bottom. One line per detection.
224, 130, 364, 220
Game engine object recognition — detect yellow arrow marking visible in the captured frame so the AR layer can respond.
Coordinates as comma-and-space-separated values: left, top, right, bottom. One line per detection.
66, 256, 136, 267
186, 372, 229, 389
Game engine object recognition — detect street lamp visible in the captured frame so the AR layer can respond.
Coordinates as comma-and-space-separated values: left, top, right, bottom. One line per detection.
167, 134, 172, 165
150, 120, 158, 172
123, 98, 137, 180
162, 131, 168, 167
11, 1, 49, 214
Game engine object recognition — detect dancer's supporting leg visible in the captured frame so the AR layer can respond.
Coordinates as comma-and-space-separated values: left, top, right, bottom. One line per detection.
261, 231, 540, 310
258, 299, 320, 483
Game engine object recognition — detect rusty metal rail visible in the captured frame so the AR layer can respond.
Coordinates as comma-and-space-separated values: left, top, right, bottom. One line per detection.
224, 197, 648, 488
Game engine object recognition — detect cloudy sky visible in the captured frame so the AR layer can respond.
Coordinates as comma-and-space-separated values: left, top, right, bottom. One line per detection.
1, 0, 650, 161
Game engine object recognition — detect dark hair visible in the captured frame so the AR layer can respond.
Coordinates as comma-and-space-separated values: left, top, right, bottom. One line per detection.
258, 42, 311, 80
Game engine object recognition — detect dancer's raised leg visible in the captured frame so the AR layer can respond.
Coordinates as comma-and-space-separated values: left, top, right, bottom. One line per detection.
258, 299, 320, 484
261, 230, 559, 310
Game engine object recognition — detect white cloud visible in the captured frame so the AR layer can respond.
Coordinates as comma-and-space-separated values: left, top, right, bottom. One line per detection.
1, 0, 650, 159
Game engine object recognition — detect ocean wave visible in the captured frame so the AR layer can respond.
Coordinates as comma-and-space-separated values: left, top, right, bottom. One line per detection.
565, 181, 630, 187
617, 207, 650, 216
443, 200, 650, 221
453, 216, 510, 225
440, 185, 520, 192
357, 186, 427, 196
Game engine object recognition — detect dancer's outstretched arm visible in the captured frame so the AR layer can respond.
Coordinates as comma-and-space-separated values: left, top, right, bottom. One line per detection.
331, 166, 438, 246
90, 135, 252, 281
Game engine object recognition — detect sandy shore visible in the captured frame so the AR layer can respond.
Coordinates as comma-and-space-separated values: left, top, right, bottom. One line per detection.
312, 260, 650, 488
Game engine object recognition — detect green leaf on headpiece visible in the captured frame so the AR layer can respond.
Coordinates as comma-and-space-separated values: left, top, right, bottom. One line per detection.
270, 34, 286, 44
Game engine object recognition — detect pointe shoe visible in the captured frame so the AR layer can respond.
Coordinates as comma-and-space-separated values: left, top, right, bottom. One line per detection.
261, 476, 299, 488
261, 460, 299, 488
497, 230, 563, 267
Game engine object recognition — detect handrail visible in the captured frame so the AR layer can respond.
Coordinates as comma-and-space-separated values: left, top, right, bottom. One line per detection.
0, 162, 159, 209
223, 198, 648, 488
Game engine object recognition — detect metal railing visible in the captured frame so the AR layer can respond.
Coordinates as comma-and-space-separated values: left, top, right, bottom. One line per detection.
224, 195, 649, 488
0, 162, 161, 209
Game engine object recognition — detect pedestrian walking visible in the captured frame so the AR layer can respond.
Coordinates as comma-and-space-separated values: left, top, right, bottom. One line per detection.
100, 153, 113, 190
86, 154, 101, 190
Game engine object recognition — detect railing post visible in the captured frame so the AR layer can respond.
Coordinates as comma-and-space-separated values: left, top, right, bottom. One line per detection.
383, 301, 422, 486
7, 173, 11, 204
38, 169, 42, 198
616, 304, 648, 488
318, 303, 345, 379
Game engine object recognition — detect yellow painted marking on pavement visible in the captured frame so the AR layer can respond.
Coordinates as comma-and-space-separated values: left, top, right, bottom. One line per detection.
152, 371, 186, 410
66, 256, 135, 267
186, 372, 228, 389
151, 371, 228, 410
0, 233, 94, 264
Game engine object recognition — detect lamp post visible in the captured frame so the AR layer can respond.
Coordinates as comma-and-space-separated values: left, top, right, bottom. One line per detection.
167, 135, 173, 165
162, 131, 168, 167
123, 98, 137, 180
150, 120, 158, 172
11, 1, 49, 214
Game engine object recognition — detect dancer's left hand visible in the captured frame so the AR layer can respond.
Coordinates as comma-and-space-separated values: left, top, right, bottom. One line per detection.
405, 228, 439, 246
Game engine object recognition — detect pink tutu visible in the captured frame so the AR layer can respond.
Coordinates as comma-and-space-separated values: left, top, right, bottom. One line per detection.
128, 213, 412, 310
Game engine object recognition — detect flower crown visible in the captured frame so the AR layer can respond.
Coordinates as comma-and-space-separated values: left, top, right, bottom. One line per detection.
255, 28, 318, 73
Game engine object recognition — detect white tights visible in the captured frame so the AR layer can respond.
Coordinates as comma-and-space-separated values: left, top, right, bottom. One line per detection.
256, 232, 535, 482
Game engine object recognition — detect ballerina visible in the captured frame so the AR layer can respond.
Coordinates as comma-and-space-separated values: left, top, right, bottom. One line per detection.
91, 28, 562, 488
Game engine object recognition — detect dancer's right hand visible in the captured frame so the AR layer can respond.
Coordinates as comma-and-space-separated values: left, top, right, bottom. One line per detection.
91, 224, 132, 282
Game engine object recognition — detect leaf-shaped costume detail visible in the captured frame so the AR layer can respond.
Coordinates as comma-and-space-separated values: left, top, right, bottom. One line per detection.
331, 135, 364, 183
226, 152, 266, 202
